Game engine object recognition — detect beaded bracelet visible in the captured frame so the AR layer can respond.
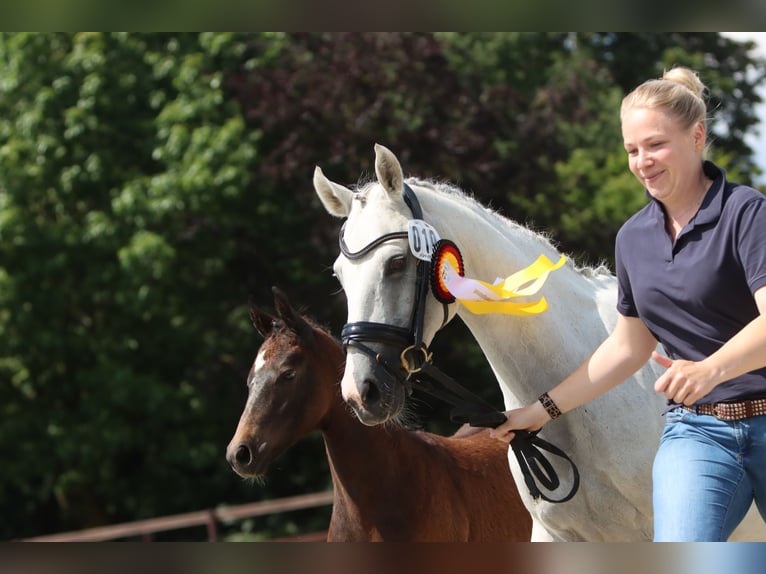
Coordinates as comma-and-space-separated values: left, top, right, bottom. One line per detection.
538, 392, 562, 420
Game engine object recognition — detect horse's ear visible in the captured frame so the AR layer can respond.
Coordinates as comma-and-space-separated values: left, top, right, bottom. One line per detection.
313, 166, 352, 217
374, 143, 404, 197
249, 299, 276, 338
272, 286, 311, 338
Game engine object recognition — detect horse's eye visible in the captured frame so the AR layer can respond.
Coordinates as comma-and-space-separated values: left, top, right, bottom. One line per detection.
280, 369, 296, 382
385, 256, 407, 275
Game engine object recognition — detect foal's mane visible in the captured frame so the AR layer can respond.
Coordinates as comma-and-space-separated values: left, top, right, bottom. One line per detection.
274, 311, 336, 345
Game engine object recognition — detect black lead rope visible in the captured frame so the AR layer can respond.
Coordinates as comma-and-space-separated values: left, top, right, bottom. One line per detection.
414, 362, 580, 504
508, 429, 580, 504
415, 362, 507, 427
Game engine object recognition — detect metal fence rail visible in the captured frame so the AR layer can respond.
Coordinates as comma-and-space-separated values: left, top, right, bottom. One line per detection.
21, 490, 334, 542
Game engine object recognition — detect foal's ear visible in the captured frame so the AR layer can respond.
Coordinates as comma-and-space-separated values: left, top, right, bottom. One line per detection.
249, 299, 276, 338
314, 166, 353, 217
272, 286, 311, 337
374, 143, 404, 196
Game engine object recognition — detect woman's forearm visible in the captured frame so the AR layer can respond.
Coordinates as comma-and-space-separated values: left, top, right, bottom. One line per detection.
549, 326, 655, 415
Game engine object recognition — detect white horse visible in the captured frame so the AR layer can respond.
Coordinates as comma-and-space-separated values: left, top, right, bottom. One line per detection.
313, 144, 764, 541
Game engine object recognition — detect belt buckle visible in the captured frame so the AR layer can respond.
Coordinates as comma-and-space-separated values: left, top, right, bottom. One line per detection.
712, 403, 721, 419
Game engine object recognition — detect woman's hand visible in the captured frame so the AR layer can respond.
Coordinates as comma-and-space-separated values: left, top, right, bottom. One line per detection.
489, 401, 550, 444
652, 351, 718, 405
652, 288, 766, 405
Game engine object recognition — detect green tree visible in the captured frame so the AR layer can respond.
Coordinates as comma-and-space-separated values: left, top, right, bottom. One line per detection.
0, 32, 286, 539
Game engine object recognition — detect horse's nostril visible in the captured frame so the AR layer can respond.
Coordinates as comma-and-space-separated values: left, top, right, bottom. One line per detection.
235, 444, 252, 466
360, 378, 381, 407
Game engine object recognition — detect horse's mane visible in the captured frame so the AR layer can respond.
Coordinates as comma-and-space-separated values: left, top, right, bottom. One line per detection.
354, 177, 612, 279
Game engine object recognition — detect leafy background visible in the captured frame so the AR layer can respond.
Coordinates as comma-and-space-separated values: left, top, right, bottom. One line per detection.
1, 32, 764, 540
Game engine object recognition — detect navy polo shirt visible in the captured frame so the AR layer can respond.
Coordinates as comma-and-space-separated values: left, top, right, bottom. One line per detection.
615, 161, 766, 404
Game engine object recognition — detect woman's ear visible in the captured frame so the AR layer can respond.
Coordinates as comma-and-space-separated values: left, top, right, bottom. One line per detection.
694, 122, 706, 151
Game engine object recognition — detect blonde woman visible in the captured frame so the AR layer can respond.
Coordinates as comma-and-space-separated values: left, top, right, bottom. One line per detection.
493, 67, 766, 541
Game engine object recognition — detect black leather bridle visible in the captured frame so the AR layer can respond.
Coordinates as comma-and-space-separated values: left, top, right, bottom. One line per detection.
336, 183, 579, 503
339, 183, 441, 389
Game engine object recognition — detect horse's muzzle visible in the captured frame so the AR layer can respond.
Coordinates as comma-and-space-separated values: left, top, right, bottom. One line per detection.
226, 440, 266, 477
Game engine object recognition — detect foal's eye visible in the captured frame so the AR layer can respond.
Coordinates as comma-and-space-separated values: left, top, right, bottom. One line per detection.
385, 256, 407, 275
280, 369, 296, 382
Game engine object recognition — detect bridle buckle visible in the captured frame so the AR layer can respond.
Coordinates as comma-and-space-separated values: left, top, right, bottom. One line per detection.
400, 345, 433, 375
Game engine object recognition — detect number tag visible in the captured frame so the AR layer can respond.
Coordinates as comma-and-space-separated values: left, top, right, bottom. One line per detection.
407, 220, 441, 261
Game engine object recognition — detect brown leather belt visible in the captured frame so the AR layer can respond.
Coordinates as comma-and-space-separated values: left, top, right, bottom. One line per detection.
681, 398, 766, 421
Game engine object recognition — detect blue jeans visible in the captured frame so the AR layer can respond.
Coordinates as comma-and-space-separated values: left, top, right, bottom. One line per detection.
653, 408, 766, 541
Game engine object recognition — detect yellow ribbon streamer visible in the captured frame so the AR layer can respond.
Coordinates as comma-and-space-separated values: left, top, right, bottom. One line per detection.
442, 254, 566, 316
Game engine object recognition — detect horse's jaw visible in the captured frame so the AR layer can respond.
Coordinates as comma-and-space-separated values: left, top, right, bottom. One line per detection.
344, 396, 404, 426
347, 403, 391, 426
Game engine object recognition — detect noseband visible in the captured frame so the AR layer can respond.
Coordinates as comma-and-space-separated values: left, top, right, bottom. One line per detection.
339, 183, 442, 388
